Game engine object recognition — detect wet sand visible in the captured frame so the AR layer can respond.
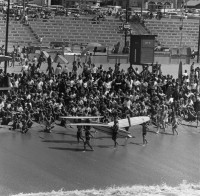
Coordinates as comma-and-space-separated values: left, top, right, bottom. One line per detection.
0, 122, 199, 196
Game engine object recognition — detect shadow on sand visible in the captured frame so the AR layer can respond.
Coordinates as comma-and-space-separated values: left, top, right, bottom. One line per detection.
181, 123, 198, 128
94, 136, 111, 140
159, 132, 174, 135
129, 142, 143, 146
147, 130, 158, 134
55, 132, 77, 138
94, 145, 113, 149
49, 147, 84, 152
42, 139, 78, 145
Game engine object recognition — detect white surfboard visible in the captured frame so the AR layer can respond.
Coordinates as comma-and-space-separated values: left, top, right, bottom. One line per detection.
108, 116, 150, 128
60, 116, 103, 119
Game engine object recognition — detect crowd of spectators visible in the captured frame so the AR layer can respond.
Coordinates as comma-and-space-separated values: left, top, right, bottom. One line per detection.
0, 47, 200, 134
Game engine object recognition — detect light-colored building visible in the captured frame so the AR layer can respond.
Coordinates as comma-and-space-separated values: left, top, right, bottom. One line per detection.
145, 0, 190, 10
112, 0, 190, 9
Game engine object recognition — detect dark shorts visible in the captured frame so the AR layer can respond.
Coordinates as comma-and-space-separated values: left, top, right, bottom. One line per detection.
112, 136, 117, 141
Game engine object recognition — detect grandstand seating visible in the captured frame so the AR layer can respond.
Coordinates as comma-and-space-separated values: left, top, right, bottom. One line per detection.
0, 18, 39, 46
28, 16, 125, 47
0, 15, 149, 49
144, 19, 199, 50
28, 16, 149, 48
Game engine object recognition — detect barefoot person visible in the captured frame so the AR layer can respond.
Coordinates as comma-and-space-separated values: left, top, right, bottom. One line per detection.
172, 114, 178, 135
77, 122, 84, 144
142, 122, 148, 145
112, 118, 119, 148
83, 127, 94, 151
44, 113, 55, 133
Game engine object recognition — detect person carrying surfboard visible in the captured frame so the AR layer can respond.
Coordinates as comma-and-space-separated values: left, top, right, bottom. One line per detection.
83, 127, 94, 151
77, 119, 84, 144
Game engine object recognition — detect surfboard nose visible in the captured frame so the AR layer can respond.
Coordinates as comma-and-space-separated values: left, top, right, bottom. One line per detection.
127, 134, 132, 138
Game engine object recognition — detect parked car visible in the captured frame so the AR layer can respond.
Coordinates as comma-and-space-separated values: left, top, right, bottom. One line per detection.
67, 8, 80, 15
49, 5, 64, 11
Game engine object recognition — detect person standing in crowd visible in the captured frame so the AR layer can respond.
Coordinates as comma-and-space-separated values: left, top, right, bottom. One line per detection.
17, 45, 21, 61
37, 53, 44, 69
0, 45, 4, 54
172, 114, 178, 135
55, 62, 62, 75
47, 55, 53, 77
24, 14, 28, 25
21, 118, 28, 134
114, 63, 120, 74
62, 64, 69, 74
44, 112, 55, 133
21, 61, 29, 76
87, 53, 93, 68
76, 55, 82, 68
10, 51, 15, 67
156, 107, 161, 134
72, 61, 78, 75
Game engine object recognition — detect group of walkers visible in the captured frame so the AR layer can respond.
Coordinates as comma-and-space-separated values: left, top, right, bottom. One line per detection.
0, 45, 200, 150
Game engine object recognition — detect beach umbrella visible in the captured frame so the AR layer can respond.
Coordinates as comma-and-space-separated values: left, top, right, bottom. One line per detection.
87, 42, 102, 47
0, 55, 12, 62
178, 61, 182, 84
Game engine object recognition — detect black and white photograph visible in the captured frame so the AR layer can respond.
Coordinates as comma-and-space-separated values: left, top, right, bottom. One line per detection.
0, 0, 199, 195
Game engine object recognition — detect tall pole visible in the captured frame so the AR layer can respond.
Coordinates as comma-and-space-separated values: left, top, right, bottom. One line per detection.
4, 0, 10, 74
175, 0, 177, 9
23, 0, 25, 15
124, 0, 129, 51
125, 0, 128, 45
179, 1, 184, 63
197, 17, 200, 63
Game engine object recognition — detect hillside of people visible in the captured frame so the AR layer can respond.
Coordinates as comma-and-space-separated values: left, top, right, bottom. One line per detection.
0, 43, 199, 134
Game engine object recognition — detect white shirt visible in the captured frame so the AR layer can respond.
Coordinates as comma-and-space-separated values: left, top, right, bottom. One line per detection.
92, 66, 98, 74
27, 94, 31, 100
0, 101, 4, 110
55, 67, 62, 75
62, 66, 69, 74
22, 64, 28, 72
169, 97, 174, 103
183, 72, 188, 77
83, 82, 87, 88
104, 81, 112, 89
14, 80, 19, 88
17, 106, 23, 112
37, 81, 43, 90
